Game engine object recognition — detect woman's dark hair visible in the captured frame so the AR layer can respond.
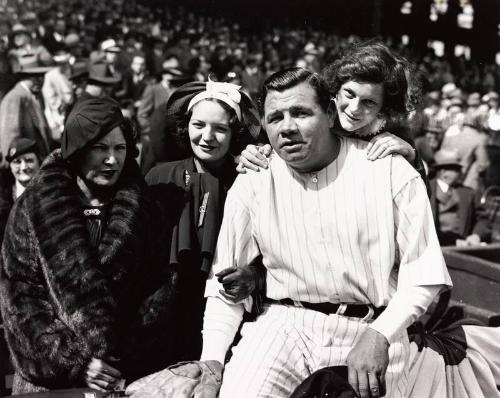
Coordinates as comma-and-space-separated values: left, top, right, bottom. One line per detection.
323, 41, 415, 118
258, 67, 331, 115
173, 98, 251, 157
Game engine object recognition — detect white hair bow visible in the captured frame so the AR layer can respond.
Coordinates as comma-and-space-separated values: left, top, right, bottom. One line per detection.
188, 78, 243, 120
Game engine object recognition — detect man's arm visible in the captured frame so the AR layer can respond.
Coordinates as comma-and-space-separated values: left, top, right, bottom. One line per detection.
347, 166, 451, 398
201, 174, 261, 363
200, 298, 244, 364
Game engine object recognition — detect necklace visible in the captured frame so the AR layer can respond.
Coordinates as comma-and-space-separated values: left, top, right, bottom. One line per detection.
354, 117, 387, 138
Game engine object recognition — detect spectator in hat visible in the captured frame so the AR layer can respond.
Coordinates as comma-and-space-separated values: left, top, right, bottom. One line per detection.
42, 48, 75, 142
484, 91, 499, 116
465, 92, 481, 122
0, 138, 41, 242
430, 149, 476, 246
240, 55, 265, 104
146, 37, 167, 77
116, 53, 151, 106
68, 60, 90, 99
7, 23, 52, 73
0, 97, 176, 394
0, 57, 53, 161
64, 33, 85, 59
74, 60, 122, 104
90, 39, 122, 80
440, 110, 490, 191
148, 68, 195, 164
415, 121, 443, 171
137, 65, 189, 137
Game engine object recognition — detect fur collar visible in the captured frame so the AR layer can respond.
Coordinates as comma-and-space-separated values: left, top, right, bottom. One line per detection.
22, 149, 147, 329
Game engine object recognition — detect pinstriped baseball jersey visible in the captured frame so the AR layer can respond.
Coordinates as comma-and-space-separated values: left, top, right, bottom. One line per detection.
205, 136, 452, 308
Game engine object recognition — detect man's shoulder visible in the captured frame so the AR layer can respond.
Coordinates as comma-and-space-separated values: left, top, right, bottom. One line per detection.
339, 135, 371, 156
230, 152, 283, 194
1, 84, 27, 105
390, 154, 422, 195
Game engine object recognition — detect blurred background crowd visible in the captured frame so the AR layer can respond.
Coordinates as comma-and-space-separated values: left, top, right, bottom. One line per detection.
1, 0, 500, 248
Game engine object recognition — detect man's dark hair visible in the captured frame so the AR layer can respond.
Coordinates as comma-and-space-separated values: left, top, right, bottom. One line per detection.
323, 41, 413, 118
258, 67, 331, 115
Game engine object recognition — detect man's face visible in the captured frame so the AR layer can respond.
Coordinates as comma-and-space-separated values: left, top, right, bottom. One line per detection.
437, 167, 461, 186
54, 20, 66, 34
263, 82, 334, 172
14, 32, 29, 47
131, 56, 145, 74
105, 51, 118, 64
28, 75, 44, 94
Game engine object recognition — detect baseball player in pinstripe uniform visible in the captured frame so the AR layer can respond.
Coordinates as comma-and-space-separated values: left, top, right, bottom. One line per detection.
127, 66, 452, 398
195, 68, 452, 398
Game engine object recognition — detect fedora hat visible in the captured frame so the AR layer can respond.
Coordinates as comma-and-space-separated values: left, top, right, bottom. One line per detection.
87, 61, 121, 85
15, 54, 53, 74
162, 66, 192, 83
101, 38, 121, 53
11, 23, 30, 35
433, 149, 462, 170
53, 49, 72, 64
69, 60, 89, 81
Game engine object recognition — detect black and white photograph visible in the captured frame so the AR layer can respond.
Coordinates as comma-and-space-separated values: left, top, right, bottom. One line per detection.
0, 0, 499, 397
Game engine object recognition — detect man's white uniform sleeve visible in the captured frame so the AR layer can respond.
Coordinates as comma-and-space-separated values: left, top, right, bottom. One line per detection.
370, 160, 452, 342
201, 175, 261, 362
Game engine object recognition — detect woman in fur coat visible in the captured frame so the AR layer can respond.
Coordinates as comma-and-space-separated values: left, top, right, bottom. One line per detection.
0, 97, 176, 394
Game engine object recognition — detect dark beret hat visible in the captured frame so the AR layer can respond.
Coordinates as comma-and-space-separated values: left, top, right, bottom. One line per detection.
6, 138, 38, 162
62, 97, 125, 160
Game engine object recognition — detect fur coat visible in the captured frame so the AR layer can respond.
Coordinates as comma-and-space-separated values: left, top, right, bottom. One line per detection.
0, 150, 176, 393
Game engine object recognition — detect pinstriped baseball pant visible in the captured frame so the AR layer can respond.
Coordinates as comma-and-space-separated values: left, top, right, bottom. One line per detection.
219, 303, 409, 398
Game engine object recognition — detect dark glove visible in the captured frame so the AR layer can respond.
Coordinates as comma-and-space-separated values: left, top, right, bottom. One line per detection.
216, 255, 266, 305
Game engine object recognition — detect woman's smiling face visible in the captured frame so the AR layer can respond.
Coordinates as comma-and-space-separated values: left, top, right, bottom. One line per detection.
335, 80, 384, 132
188, 99, 233, 168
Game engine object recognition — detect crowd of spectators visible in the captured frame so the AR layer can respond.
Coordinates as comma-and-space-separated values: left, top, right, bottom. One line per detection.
1, 0, 500, 247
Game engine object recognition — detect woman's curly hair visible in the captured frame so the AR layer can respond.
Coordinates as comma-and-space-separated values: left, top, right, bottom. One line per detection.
323, 41, 421, 120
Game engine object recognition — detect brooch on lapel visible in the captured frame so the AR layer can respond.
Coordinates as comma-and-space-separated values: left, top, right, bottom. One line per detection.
83, 208, 101, 216
198, 192, 210, 227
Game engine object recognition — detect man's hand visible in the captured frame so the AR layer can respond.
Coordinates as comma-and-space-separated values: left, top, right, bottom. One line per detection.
366, 132, 415, 162
216, 265, 257, 302
346, 328, 389, 398
85, 357, 122, 392
236, 144, 272, 173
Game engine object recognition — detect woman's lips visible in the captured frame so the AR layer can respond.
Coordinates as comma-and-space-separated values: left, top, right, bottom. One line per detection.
344, 112, 360, 122
199, 144, 217, 152
100, 170, 117, 178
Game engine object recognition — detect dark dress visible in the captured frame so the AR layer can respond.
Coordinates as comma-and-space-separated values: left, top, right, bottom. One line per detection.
146, 157, 237, 363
